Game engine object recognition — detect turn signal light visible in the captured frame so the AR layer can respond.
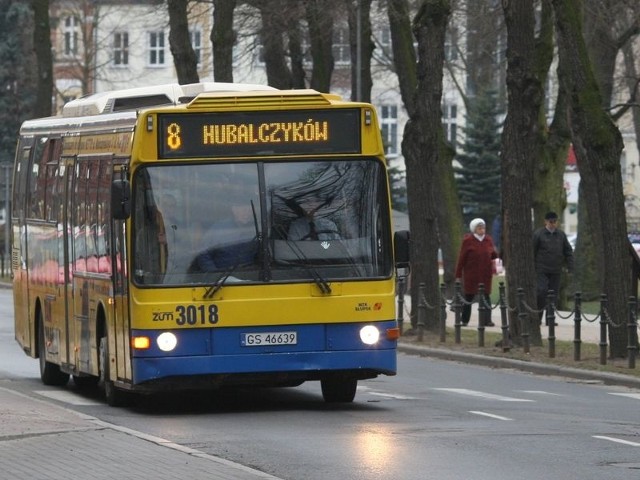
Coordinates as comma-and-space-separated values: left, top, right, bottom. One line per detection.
132, 336, 151, 350
386, 327, 400, 340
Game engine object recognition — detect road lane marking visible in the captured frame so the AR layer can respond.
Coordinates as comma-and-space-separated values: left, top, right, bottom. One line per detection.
593, 436, 640, 447
358, 386, 418, 400
517, 390, 562, 396
469, 411, 512, 421
434, 388, 533, 402
609, 393, 640, 401
366, 392, 418, 400
34, 390, 102, 406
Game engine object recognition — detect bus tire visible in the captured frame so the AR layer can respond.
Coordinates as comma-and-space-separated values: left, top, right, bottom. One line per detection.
99, 336, 129, 407
37, 312, 69, 386
321, 378, 357, 403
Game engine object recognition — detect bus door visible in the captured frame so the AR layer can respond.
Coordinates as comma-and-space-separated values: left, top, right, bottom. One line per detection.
12, 142, 33, 353
111, 164, 131, 381
60, 157, 76, 369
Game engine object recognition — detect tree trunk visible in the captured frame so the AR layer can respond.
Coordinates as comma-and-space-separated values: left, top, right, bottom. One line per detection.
305, 0, 335, 92
387, 0, 417, 111
260, 2, 292, 89
388, 0, 461, 316
466, 0, 503, 98
168, 0, 199, 85
622, 43, 640, 174
435, 141, 462, 296
501, 0, 543, 346
533, 0, 568, 226
533, 2, 574, 308
399, 0, 450, 331
285, 1, 306, 89
552, 0, 631, 357
347, 0, 374, 102
211, 0, 236, 83
574, 185, 601, 300
31, 0, 52, 117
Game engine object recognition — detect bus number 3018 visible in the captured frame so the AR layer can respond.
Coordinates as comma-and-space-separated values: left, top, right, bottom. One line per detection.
175, 304, 219, 325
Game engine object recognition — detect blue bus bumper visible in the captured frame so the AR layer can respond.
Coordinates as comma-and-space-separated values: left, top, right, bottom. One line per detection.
130, 321, 397, 387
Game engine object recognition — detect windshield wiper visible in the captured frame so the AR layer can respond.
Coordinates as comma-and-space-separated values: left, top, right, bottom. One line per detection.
203, 263, 240, 299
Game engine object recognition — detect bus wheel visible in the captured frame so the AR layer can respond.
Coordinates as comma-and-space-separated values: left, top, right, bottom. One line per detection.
99, 336, 129, 407
37, 313, 69, 386
321, 378, 357, 403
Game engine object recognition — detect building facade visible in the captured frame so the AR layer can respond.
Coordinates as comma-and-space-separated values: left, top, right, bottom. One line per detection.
47, 0, 639, 232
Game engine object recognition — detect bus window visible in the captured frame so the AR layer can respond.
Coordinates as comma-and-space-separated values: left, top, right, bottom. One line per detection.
266, 160, 391, 279
132, 163, 261, 285
12, 147, 31, 220
129, 159, 391, 286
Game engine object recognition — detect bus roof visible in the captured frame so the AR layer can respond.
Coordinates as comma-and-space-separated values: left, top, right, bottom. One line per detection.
62, 82, 277, 117
19, 83, 360, 136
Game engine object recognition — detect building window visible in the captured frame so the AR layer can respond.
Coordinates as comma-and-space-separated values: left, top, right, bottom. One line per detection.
148, 31, 165, 65
114, 32, 129, 66
333, 27, 350, 65
378, 26, 393, 60
190, 29, 202, 64
442, 102, 457, 145
63, 15, 80, 56
444, 27, 458, 61
380, 105, 398, 156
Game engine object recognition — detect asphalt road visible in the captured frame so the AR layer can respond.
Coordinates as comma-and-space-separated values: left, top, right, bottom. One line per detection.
2, 288, 640, 479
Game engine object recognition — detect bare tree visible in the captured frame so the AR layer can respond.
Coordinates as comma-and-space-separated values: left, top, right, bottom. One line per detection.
305, 0, 335, 92
256, 0, 293, 88
553, 0, 632, 357
571, 1, 640, 302
388, 0, 452, 330
388, 0, 462, 315
285, 0, 306, 88
346, 0, 374, 102
211, 0, 236, 82
500, 0, 543, 345
168, 0, 199, 84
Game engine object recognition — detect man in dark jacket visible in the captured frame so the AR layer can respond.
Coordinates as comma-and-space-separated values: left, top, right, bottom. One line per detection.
533, 211, 574, 325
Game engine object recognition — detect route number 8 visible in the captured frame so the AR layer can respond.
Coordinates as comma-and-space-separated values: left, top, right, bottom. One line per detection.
167, 122, 182, 150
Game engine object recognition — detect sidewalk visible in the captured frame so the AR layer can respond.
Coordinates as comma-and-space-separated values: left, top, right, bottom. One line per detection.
0, 385, 281, 480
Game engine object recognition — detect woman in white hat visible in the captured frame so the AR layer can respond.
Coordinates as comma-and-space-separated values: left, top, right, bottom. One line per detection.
454, 218, 498, 326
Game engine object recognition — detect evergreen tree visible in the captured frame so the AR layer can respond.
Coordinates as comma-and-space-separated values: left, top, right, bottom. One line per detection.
454, 90, 502, 224
0, 1, 36, 164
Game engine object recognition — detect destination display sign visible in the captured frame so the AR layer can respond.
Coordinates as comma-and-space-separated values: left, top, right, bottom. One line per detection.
157, 109, 361, 158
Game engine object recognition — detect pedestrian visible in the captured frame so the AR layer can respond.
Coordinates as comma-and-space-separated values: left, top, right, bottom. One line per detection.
455, 218, 498, 326
533, 211, 574, 325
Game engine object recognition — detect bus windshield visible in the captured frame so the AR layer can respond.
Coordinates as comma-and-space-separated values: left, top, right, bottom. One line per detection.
132, 159, 392, 286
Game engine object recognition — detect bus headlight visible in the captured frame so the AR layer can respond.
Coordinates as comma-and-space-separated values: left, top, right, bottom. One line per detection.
359, 325, 380, 345
157, 332, 178, 352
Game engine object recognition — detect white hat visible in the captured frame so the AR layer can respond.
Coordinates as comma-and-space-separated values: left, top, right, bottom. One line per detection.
469, 218, 485, 232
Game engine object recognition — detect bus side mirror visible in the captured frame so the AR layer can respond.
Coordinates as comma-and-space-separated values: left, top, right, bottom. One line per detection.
394, 230, 410, 268
111, 179, 131, 220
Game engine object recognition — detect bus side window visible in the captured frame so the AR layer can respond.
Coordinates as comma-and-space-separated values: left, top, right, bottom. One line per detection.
13, 147, 31, 221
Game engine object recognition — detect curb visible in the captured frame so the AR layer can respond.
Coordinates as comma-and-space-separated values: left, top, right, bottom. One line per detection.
398, 343, 640, 389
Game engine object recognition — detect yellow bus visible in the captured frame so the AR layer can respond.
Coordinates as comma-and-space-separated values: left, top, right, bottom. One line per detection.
12, 83, 408, 406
